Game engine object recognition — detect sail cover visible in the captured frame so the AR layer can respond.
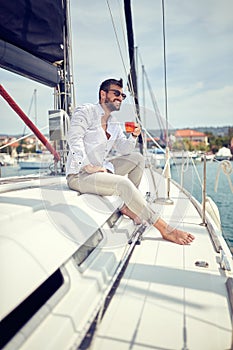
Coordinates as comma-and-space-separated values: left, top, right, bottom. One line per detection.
0, 0, 65, 86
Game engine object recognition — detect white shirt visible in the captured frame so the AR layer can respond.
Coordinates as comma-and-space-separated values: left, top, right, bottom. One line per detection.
66, 103, 137, 176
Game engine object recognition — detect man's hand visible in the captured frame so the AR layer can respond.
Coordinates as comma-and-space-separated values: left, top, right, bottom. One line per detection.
132, 123, 141, 137
84, 164, 107, 173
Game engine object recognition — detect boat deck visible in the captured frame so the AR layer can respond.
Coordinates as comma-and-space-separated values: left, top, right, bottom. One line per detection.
90, 170, 233, 350
0, 170, 232, 350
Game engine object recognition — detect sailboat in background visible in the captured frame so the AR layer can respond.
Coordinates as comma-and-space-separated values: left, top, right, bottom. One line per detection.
17, 90, 54, 170
0, 1, 233, 350
214, 146, 232, 161
18, 151, 54, 170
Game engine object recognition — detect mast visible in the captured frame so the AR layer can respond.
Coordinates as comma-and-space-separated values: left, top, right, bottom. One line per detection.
55, 0, 74, 116
49, 0, 74, 174
123, 0, 143, 154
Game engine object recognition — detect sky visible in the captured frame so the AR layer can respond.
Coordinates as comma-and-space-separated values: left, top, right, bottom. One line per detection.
1, 0, 233, 135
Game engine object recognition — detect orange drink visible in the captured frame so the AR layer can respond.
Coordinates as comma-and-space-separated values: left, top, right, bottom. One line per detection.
125, 121, 136, 133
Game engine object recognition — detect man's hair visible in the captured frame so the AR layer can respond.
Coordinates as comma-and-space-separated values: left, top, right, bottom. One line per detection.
99, 78, 123, 101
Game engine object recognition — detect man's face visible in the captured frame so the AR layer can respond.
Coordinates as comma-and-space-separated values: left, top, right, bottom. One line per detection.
102, 84, 126, 112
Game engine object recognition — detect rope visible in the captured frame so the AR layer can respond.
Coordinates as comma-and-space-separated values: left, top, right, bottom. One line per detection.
215, 160, 233, 193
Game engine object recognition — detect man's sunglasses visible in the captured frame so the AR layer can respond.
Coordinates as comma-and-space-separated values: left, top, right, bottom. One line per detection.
107, 89, 126, 100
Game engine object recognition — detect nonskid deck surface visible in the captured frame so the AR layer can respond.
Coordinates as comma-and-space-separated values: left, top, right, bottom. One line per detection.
91, 229, 232, 350
87, 170, 233, 350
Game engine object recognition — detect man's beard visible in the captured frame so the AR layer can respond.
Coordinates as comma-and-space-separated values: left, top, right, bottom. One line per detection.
104, 98, 121, 112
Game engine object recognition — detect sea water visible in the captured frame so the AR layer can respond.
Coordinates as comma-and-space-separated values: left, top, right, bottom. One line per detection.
171, 160, 233, 248
1, 161, 233, 248
0, 165, 43, 178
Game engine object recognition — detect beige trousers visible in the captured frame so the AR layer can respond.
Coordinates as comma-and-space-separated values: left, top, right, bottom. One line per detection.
67, 152, 159, 224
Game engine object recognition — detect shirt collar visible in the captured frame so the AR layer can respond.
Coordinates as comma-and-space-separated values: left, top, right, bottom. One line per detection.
96, 103, 113, 121
96, 103, 105, 116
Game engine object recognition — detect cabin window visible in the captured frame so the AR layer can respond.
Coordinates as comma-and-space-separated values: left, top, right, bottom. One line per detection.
73, 229, 103, 266
0, 269, 64, 349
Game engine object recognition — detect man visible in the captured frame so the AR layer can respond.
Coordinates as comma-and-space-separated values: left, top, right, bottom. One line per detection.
66, 78, 195, 245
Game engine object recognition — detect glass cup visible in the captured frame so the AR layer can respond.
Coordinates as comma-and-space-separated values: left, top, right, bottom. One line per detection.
125, 121, 136, 133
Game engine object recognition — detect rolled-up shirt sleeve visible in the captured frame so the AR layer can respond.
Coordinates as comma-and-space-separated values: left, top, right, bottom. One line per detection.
67, 106, 90, 173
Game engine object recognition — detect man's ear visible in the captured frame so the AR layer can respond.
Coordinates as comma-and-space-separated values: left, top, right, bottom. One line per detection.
100, 90, 106, 101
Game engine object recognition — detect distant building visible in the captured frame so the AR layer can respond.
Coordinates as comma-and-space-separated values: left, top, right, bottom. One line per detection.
0, 135, 9, 145
175, 129, 208, 146
146, 137, 160, 149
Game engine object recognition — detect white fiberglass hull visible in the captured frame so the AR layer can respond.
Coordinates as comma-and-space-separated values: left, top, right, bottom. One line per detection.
0, 166, 232, 350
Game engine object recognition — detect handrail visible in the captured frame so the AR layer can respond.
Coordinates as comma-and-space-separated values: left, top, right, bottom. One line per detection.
201, 156, 207, 225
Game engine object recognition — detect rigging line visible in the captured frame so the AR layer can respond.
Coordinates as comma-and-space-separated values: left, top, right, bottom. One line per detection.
106, 0, 139, 119
145, 72, 164, 132
137, 57, 162, 149
142, 65, 146, 127
0, 126, 48, 151
106, 0, 129, 81
22, 90, 35, 136
143, 128, 165, 152
190, 156, 203, 187
131, 46, 141, 124
161, 0, 169, 146
141, 60, 166, 134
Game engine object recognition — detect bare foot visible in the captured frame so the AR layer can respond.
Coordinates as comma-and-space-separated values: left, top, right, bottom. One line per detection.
154, 218, 195, 245
120, 205, 142, 225
161, 228, 195, 245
